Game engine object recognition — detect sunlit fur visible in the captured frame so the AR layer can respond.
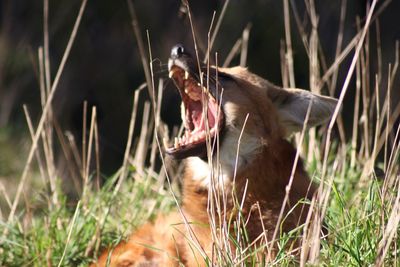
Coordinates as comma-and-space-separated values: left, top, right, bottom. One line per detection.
92, 66, 337, 266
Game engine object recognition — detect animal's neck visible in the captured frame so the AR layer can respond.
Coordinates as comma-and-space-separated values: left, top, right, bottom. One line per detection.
181, 139, 315, 223
236, 139, 314, 201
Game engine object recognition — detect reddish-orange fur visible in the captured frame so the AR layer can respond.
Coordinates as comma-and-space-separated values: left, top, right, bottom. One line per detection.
91, 65, 336, 266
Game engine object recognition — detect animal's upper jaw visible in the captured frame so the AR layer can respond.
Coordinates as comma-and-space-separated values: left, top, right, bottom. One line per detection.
165, 44, 225, 159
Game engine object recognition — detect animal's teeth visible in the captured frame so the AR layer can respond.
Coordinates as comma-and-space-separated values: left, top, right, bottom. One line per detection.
197, 82, 201, 86
185, 88, 189, 94
174, 137, 179, 148
194, 136, 199, 142
163, 137, 169, 150
168, 70, 174, 78
185, 71, 189, 79
199, 131, 205, 139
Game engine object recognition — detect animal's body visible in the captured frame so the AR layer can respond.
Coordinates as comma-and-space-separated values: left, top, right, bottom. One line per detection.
92, 44, 337, 266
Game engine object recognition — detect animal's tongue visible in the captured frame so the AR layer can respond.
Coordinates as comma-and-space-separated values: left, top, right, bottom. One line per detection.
189, 100, 217, 134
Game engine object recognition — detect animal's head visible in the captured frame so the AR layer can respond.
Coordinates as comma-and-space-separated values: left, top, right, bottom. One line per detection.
165, 44, 337, 172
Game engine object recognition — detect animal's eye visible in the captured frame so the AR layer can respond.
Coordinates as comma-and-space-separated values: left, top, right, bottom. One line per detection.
171, 44, 185, 57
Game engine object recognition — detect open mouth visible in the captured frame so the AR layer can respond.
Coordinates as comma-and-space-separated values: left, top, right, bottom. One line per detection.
165, 65, 224, 159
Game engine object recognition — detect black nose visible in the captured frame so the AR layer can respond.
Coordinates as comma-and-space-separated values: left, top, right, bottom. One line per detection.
171, 44, 185, 58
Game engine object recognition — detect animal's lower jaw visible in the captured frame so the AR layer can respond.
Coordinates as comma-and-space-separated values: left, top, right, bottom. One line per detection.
186, 157, 232, 190
186, 127, 263, 191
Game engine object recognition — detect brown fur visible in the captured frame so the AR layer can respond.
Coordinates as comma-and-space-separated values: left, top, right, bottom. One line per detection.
91, 66, 336, 266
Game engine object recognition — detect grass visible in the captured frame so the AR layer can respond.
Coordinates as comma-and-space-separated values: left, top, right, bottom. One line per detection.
1, 0, 400, 266
0, 171, 175, 267
2, 143, 397, 266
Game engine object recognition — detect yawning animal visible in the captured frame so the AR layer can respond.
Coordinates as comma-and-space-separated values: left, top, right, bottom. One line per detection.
92, 44, 337, 266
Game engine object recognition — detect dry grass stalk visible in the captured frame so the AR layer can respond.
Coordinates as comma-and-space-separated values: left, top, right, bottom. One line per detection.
127, 0, 154, 102
133, 101, 151, 174
239, 23, 251, 68
23, 105, 47, 192
330, 0, 347, 96
351, 58, 361, 167
223, 38, 242, 67
57, 201, 81, 267
321, 0, 378, 179
82, 106, 98, 198
4, 0, 88, 233
204, 0, 230, 63
283, 0, 296, 89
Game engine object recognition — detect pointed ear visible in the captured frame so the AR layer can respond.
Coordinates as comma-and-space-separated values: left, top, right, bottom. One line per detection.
267, 87, 338, 135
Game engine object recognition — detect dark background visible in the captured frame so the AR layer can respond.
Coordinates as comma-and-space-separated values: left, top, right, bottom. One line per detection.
0, 0, 399, 177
